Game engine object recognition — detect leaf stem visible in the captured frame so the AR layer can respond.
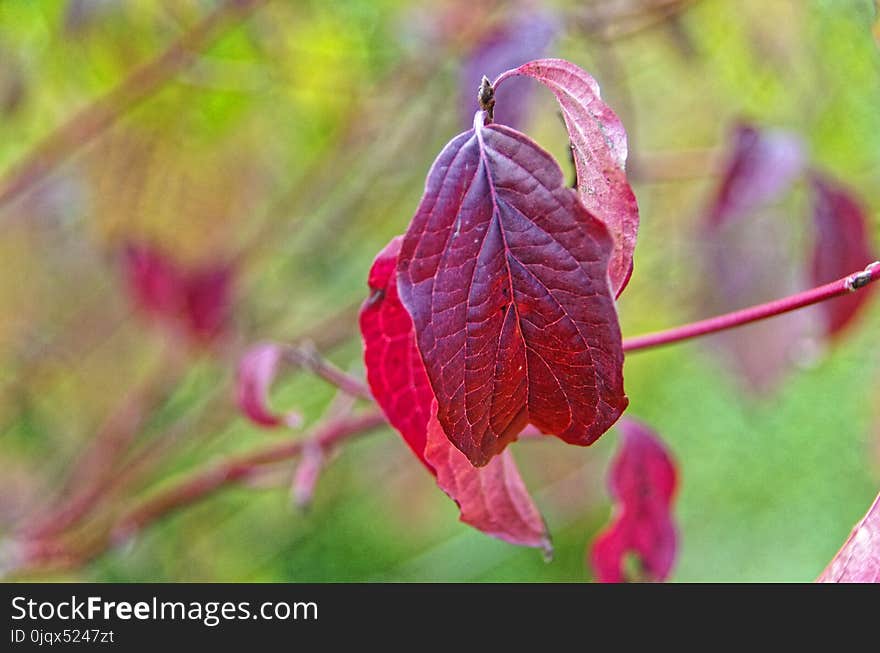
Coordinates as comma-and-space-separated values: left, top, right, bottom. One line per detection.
622, 261, 880, 353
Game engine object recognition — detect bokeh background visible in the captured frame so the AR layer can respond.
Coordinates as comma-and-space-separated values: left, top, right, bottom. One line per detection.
1, 0, 879, 582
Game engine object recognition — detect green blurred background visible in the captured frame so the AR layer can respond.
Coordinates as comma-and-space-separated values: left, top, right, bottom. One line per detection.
1, 0, 879, 582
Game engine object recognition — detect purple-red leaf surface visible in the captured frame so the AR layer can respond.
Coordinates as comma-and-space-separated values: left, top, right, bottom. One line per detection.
360, 237, 550, 550
818, 490, 880, 583
706, 123, 805, 228
810, 172, 877, 337
235, 343, 302, 429
460, 11, 557, 130
590, 418, 677, 583
495, 59, 639, 295
397, 114, 627, 467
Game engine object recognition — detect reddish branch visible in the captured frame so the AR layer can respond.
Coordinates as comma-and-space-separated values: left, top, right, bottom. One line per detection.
113, 410, 385, 541
623, 261, 880, 353
0, 0, 268, 210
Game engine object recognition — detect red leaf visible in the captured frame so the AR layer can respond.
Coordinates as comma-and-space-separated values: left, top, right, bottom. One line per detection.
397, 113, 627, 467
360, 236, 435, 468
810, 172, 877, 337
706, 122, 805, 229
122, 242, 233, 344
183, 263, 234, 343
360, 237, 551, 550
818, 490, 880, 582
460, 11, 558, 129
496, 59, 640, 295
123, 243, 182, 319
235, 342, 302, 429
425, 399, 551, 553
590, 418, 678, 583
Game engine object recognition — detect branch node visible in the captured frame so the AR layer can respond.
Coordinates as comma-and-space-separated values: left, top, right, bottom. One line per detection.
478, 75, 495, 123
845, 261, 880, 292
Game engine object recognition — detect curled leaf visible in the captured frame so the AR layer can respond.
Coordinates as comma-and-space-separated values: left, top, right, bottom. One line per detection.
460, 11, 558, 129
397, 113, 627, 467
360, 237, 550, 550
590, 418, 678, 583
235, 342, 302, 429
818, 490, 880, 583
496, 58, 639, 295
810, 172, 877, 337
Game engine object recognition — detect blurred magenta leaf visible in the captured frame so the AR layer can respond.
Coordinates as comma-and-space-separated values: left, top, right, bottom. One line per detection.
122, 242, 233, 344
590, 418, 678, 583
460, 10, 557, 129
818, 491, 880, 582
699, 123, 814, 392
360, 236, 550, 550
809, 172, 878, 337
706, 122, 805, 228
397, 114, 627, 467
235, 343, 303, 429
497, 59, 640, 295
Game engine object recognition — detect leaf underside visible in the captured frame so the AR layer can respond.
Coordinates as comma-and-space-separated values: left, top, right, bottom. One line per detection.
503, 59, 640, 296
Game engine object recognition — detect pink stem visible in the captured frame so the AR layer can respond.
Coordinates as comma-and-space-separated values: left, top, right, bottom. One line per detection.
623, 262, 879, 353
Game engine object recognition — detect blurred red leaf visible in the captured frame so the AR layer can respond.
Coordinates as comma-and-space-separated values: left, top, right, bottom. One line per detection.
235, 342, 302, 429
122, 242, 233, 344
590, 418, 677, 583
361, 237, 550, 550
818, 491, 880, 583
397, 113, 627, 467
123, 243, 181, 319
497, 59, 639, 295
460, 10, 557, 129
810, 172, 877, 337
706, 122, 805, 228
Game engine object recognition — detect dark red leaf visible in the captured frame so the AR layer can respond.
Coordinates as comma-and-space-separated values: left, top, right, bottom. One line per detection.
425, 399, 551, 553
235, 342, 302, 429
460, 11, 557, 130
496, 59, 639, 295
810, 172, 877, 337
706, 122, 805, 229
818, 490, 880, 582
360, 237, 550, 550
397, 114, 627, 467
590, 418, 677, 583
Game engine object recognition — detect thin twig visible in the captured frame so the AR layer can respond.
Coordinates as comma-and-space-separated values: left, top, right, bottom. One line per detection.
623, 262, 880, 353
